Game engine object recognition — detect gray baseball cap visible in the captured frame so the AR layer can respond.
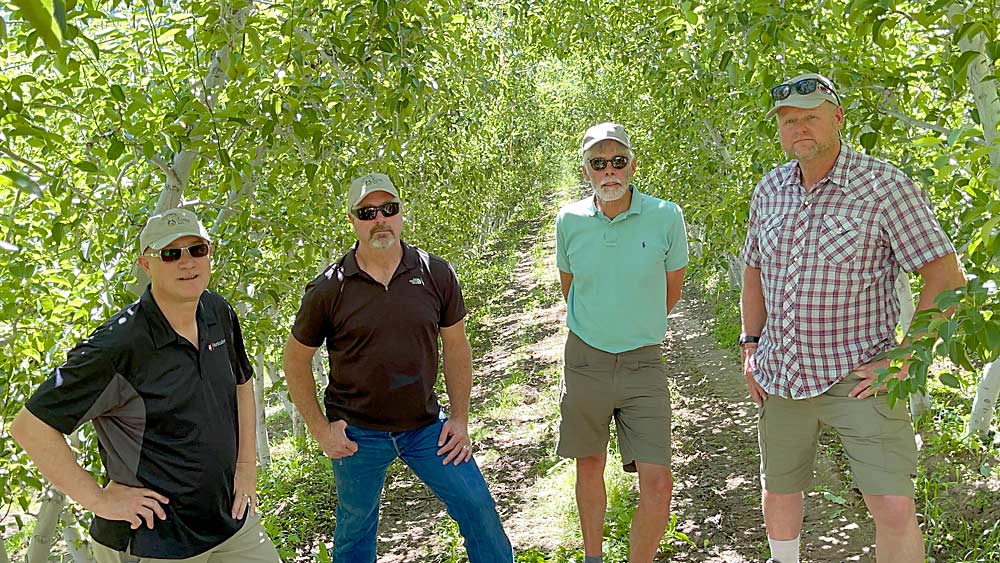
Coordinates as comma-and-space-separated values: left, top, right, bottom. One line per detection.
348, 173, 401, 209
139, 208, 211, 251
580, 122, 632, 153
766, 73, 841, 118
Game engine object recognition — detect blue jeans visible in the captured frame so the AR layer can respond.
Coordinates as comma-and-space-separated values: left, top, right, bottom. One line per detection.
330, 417, 513, 563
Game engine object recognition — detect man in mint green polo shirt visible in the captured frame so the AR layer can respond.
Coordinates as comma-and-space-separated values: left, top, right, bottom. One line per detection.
555, 122, 688, 563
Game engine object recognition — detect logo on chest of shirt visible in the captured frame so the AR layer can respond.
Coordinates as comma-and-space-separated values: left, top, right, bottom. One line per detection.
409, 277, 424, 285
207, 338, 227, 351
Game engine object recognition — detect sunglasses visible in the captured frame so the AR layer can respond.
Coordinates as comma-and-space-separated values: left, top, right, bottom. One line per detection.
142, 243, 211, 262
771, 78, 841, 106
353, 201, 401, 221
588, 156, 630, 171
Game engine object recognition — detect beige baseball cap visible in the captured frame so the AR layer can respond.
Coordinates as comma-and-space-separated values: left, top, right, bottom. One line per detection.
348, 173, 401, 209
139, 208, 211, 251
580, 122, 632, 153
766, 73, 841, 118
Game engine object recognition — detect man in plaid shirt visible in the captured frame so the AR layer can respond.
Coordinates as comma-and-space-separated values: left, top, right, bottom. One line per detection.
740, 73, 966, 563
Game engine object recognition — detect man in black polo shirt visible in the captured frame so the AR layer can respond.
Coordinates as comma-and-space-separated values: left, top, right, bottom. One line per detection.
283, 173, 513, 563
11, 208, 279, 562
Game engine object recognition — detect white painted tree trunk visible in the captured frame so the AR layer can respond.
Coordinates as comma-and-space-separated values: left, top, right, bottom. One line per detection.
126, 3, 255, 297
951, 3, 1000, 437
60, 509, 96, 563
894, 273, 930, 417
25, 487, 65, 563
967, 360, 1000, 439
724, 252, 743, 290
255, 349, 271, 468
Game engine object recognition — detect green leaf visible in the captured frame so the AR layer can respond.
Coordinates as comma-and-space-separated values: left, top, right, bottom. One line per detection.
939, 372, 961, 388
0, 170, 42, 197
73, 160, 99, 173
107, 139, 125, 160
860, 131, 878, 150
110, 84, 126, 103
157, 28, 182, 44
823, 491, 848, 505
953, 50, 982, 78
12, 0, 65, 49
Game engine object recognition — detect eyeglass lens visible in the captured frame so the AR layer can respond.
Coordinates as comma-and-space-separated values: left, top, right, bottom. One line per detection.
589, 156, 629, 170
354, 201, 401, 221
159, 243, 210, 262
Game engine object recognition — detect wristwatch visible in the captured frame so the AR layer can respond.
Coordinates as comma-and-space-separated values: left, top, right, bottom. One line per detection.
738, 335, 760, 347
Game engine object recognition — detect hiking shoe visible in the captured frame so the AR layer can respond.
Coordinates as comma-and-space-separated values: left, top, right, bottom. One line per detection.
765, 559, 782, 563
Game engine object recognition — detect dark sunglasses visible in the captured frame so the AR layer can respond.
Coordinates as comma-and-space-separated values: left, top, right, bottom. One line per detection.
353, 201, 401, 221
588, 156, 630, 171
771, 78, 841, 106
142, 243, 211, 262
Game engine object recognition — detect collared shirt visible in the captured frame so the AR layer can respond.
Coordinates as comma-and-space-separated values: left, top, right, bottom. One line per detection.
556, 187, 688, 353
25, 288, 253, 559
741, 145, 955, 399
291, 241, 466, 432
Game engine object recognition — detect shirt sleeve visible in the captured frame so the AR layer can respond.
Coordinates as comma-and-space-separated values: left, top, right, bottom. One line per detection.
227, 303, 254, 385
24, 325, 123, 435
437, 260, 467, 328
291, 274, 335, 348
555, 211, 570, 273
881, 177, 956, 273
741, 186, 764, 268
663, 202, 689, 272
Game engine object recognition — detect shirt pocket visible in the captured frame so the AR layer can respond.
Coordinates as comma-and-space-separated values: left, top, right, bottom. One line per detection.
758, 214, 786, 260
818, 215, 859, 264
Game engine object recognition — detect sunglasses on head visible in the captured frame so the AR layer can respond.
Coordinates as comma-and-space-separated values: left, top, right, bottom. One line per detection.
352, 201, 401, 221
143, 242, 211, 262
771, 78, 841, 106
588, 156, 630, 171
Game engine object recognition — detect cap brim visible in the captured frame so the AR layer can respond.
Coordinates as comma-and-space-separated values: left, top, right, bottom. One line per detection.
351, 189, 400, 209
580, 137, 631, 153
148, 232, 211, 250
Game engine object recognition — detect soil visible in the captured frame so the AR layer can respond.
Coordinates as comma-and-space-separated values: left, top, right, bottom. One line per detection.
368, 203, 880, 562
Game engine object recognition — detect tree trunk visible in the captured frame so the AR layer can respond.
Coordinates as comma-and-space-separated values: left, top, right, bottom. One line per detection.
894, 272, 930, 417
25, 487, 65, 563
966, 360, 1000, 439
60, 509, 96, 563
724, 252, 743, 290
0, 534, 10, 563
255, 349, 271, 468
126, 3, 256, 297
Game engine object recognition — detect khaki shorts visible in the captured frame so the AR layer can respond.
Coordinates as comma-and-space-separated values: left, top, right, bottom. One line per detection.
91, 513, 280, 563
557, 331, 671, 472
758, 375, 918, 497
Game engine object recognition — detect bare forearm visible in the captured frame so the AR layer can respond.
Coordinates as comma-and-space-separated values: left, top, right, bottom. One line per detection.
741, 266, 767, 336
236, 382, 257, 464
10, 408, 103, 509
666, 268, 686, 314
442, 341, 472, 421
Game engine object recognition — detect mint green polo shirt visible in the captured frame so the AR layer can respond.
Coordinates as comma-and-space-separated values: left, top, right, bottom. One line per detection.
556, 187, 688, 353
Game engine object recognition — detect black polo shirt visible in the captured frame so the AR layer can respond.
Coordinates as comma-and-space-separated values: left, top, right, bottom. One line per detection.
25, 288, 253, 559
291, 241, 466, 432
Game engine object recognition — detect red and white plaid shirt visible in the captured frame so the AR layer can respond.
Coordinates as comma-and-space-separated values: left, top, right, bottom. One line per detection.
741, 145, 955, 399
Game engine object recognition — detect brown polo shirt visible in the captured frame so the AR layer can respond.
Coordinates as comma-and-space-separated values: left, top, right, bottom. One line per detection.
291, 241, 466, 432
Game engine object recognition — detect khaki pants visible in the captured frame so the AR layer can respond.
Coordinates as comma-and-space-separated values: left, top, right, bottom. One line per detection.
91, 513, 280, 563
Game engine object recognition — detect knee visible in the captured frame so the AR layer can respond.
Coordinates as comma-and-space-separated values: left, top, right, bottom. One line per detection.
576, 455, 607, 478
640, 470, 673, 503
865, 495, 916, 530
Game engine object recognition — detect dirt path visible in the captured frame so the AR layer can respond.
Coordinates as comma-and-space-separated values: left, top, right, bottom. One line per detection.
374, 190, 878, 562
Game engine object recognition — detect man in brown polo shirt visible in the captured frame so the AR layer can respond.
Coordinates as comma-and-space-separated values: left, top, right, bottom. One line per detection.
282, 173, 512, 563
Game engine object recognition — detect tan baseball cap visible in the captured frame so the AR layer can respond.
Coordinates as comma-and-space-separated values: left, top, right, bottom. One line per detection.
348, 173, 401, 209
139, 208, 211, 251
766, 73, 841, 118
580, 122, 632, 153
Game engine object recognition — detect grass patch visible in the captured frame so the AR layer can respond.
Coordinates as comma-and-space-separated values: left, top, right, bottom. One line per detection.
258, 439, 337, 561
